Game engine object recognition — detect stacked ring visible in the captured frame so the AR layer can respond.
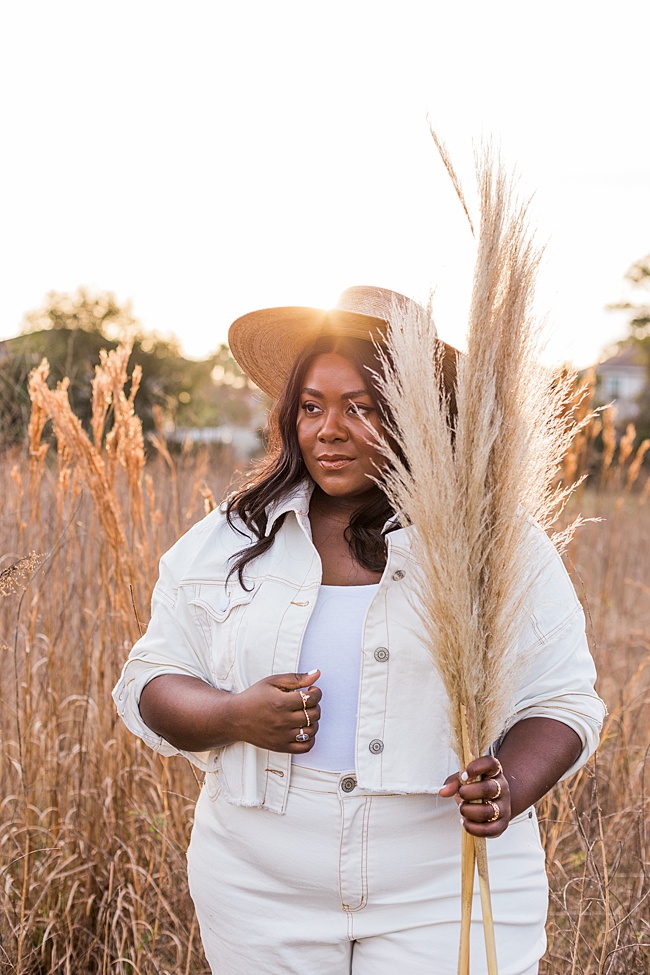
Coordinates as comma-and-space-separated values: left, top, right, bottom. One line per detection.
486, 800, 500, 823
299, 690, 311, 727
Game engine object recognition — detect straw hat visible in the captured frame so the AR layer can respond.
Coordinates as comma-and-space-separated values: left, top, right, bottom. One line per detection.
228, 285, 458, 399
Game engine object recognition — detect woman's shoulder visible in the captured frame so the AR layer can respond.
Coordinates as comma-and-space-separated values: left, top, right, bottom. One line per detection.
519, 517, 584, 632
157, 503, 255, 587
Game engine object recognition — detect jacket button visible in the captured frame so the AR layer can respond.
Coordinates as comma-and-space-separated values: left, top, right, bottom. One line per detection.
374, 647, 389, 662
392, 569, 406, 581
340, 775, 357, 793
369, 739, 384, 754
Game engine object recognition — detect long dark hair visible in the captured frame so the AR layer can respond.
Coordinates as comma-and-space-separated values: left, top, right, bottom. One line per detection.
226, 335, 398, 585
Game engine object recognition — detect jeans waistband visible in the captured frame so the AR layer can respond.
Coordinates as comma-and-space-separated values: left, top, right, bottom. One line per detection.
289, 763, 356, 794
288, 763, 424, 799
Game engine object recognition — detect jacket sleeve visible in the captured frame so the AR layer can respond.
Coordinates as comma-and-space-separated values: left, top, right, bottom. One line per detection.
497, 529, 607, 780
112, 519, 225, 772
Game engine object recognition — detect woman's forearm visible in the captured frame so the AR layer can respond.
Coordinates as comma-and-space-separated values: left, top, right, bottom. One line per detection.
138, 670, 323, 755
496, 717, 583, 818
440, 716, 584, 837
139, 675, 240, 751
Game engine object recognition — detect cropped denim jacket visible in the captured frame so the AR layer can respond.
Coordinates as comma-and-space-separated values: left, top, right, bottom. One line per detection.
113, 481, 606, 814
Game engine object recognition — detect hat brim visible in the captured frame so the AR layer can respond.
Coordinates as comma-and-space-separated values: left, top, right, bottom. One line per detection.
229, 305, 457, 399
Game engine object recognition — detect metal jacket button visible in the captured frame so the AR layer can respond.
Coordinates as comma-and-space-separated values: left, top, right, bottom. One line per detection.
392, 569, 406, 580
340, 775, 357, 793
374, 647, 389, 662
369, 739, 384, 754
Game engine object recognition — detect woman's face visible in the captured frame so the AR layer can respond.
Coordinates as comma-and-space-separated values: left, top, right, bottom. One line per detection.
296, 353, 386, 500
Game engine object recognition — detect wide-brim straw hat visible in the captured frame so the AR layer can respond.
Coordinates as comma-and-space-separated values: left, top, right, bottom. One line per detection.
228, 285, 459, 399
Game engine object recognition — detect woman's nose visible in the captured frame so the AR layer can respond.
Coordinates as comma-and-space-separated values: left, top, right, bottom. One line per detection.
317, 409, 348, 441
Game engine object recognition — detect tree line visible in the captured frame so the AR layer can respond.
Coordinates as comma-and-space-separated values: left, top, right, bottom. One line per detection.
0, 288, 266, 447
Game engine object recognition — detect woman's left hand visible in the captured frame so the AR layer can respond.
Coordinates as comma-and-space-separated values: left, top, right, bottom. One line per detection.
439, 755, 511, 838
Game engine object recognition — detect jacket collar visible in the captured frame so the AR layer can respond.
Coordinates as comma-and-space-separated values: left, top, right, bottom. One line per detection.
266, 478, 405, 537
381, 512, 403, 534
266, 479, 315, 533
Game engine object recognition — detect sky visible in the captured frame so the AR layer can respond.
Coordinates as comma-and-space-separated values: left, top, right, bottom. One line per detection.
1, 1, 649, 369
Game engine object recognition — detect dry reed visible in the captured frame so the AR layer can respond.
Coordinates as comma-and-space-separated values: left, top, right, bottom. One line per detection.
373, 141, 605, 973
376, 142, 589, 769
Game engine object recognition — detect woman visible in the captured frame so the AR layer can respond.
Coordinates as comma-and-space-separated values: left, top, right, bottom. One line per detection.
113, 286, 605, 975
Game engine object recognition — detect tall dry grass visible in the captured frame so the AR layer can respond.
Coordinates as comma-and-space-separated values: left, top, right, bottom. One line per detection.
1, 346, 238, 975
0, 345, 648, 973
539, 412, 650, 974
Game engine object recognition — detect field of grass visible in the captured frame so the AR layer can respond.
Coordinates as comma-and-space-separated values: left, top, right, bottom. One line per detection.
0, 347, 648, 974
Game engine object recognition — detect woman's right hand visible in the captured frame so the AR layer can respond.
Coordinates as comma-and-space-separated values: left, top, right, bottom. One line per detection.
139, 671, 321, 754
229, 671, 322, 753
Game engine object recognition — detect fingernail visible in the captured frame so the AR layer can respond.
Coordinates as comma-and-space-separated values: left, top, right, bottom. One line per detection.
460, 771, 469, 782
307, 669, 319, 675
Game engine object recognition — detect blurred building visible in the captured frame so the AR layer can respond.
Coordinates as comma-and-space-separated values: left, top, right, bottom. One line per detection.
165, 424, 261, 458
593, 344, 647, 423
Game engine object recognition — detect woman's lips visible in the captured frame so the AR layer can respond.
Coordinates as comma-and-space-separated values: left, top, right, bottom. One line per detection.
317, 458, 353, 470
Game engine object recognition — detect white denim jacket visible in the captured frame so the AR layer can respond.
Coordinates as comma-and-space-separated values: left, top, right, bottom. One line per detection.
113, 481, 605, 815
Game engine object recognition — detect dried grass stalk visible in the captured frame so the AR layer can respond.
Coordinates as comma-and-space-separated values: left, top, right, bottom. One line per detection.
28, 348, 144, 634
0, 553, 43, 597
376, 142, 587, 761
373, 140, 592, 972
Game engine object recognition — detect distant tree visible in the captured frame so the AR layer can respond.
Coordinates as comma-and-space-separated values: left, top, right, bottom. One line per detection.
0, 288, 264, 446
21, 287, 140, 341
608, 254, 650, 337
0, 326, 111, 444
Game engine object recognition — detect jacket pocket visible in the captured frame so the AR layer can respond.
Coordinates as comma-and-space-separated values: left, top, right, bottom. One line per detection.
188, 581, 259, 682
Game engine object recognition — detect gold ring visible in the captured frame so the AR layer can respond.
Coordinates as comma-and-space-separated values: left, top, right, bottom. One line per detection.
486, 800, 500, 823
299, 690, 311, 727
492, 779, 502, 800
491, 759, 503, 778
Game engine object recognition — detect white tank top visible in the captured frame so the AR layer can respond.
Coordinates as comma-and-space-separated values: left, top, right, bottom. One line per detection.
293, 583, 378, 772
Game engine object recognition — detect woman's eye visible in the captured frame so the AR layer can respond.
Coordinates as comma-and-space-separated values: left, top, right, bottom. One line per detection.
348, 403, 372, 416
301, 402, 321, 415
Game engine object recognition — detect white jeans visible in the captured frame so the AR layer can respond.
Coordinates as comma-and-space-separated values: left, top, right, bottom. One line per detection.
187, 764, 548, 974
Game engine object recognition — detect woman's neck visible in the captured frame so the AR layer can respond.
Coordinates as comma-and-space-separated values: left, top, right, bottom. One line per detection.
309, 485, 381, 525
308, 487, 384, 586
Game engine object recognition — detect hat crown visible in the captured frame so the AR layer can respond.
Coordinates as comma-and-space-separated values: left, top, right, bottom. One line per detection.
334, 286, 433, 331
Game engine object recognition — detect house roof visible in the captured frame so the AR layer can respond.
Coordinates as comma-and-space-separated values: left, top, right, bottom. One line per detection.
597, 343, 647, 371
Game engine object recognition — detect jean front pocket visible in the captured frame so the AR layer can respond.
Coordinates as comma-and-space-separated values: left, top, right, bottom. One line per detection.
510, 807, 535, 825
509, 806, 546, 856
